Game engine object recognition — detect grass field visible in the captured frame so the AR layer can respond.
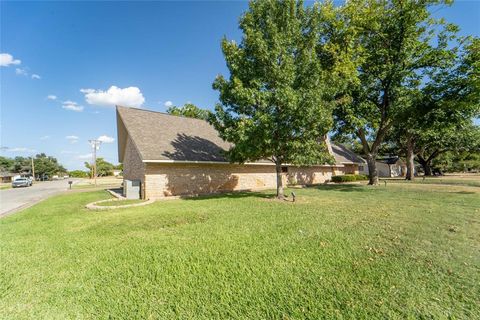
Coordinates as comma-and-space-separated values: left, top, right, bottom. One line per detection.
1, 180, 479, 319
95, 199, 148, 207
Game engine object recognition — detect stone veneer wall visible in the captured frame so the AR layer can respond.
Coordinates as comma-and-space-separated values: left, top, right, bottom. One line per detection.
143, 163, 351, 199
123, 136, 145, 197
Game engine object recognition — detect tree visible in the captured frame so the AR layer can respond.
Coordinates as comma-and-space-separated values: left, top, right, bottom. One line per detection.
0, 156, 14, 172
33, 153, 67, 178
84, 158, 115, 177
210, 0, 336, 199
166, 103, 211, 120
69, 170, 89, 178
390, 37, 480, 178
332, 0, 459, 184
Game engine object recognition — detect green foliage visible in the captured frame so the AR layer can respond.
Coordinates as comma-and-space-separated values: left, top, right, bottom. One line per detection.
1, 154, 66, 177
166, 103, 211, 120
331, 0, 460, 183
84, 157, 115, 177
211, 0, 337, 196
331, 174, 368, 183
68, 170, 89, 178
33, 153, 67, 177
1, 184, 479, 318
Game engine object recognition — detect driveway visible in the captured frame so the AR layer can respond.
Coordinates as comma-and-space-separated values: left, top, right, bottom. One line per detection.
0, 179, 78, 217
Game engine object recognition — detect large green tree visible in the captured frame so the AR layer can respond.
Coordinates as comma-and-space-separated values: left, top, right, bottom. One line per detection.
391, 37, 480, 178
332, 0, 459, 184
210, 0, 337, 199
84, 157, 115, 177
34, 153, 67, 178
166, 103, 211, 120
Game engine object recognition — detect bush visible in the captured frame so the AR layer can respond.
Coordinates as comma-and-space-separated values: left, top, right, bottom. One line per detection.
331, 174, 368, 183
69, 170, 89, 178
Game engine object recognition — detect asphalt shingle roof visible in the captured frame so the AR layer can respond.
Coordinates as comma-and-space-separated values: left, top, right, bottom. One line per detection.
117, 106, 363, 165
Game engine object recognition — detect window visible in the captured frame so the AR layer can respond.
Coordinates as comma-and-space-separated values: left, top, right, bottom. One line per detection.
281, 166, 288, 173
359, 166, 364, 171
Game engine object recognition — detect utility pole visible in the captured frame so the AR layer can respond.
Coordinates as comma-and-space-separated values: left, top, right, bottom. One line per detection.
88, 139, 102, 187
31, 156, 35, 182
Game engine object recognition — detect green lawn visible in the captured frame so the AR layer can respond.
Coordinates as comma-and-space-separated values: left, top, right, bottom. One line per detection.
95, 199, 148, 207
1, 182, 479, 319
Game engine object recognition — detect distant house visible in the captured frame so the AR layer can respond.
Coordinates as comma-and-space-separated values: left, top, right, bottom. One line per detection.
116, 106, 364, 199
376, 157, 406, 177
0, 172, 15, 183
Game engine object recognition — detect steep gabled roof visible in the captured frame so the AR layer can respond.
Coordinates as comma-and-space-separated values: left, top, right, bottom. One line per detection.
117, 106, 364, 165
117, 106, 232, 162
330, 143, 366, 164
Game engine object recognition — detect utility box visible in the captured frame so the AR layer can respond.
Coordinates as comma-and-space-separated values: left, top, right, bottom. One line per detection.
123, 179, 141, 199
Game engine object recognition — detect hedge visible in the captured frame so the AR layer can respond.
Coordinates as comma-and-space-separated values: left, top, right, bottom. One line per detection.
331, 174, 369, 183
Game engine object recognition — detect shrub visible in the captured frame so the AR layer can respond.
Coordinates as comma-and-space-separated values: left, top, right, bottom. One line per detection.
69, 170, 89, 178
331, 174, 368, 183
355, 174, 369, 181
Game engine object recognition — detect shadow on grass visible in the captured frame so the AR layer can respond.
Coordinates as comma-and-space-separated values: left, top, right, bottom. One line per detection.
453, 191, 477, 195
313, 184, 370, 192
182, 191, 275, 201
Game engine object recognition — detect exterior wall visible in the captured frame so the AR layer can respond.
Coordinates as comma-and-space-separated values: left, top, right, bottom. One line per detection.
143, 163, 351, 199
122, 136, 145, 197
343, 164, 359, 175
376, 162, 392, 177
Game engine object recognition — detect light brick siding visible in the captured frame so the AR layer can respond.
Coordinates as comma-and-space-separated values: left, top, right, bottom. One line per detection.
123, 136, 145, 197
343, 164, 359, 175
143, 163, 353, 199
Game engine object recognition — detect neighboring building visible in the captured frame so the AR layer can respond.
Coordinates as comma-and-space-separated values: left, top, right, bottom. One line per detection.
116, 106, 364, 199
376, 157, 406, 177
112, 169, 122, 177
0, 172, 15, 183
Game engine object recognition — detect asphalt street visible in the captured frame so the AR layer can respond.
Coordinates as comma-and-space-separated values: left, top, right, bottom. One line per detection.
0, 179, 77, 217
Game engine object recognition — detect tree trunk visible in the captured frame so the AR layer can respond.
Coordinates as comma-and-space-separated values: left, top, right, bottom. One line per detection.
366, 154, 379, 185
275, 161, 284, 199
423, 162, 432, 176
405, 137, 415, 181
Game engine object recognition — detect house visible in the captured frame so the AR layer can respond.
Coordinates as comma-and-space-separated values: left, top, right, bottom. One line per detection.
376, 157, 406, 177
116, 106, 364, 199
0, 172, 15, 183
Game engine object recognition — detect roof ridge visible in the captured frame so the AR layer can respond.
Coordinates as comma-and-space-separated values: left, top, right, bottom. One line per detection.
116, 105, 210, 123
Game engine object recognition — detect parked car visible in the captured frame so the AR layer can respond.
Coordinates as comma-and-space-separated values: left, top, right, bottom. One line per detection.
12, 178, 32, 188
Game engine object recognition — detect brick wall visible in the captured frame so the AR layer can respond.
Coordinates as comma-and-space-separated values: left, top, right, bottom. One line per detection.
123, 136, 145, 197
143, 163, 351, 199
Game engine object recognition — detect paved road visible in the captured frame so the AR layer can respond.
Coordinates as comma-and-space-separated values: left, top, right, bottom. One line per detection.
0, 180, 77, 217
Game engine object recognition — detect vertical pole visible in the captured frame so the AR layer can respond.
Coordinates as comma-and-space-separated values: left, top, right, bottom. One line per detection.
31, 156, 35, 182
93, 141, 97, 187
88, 139, 101, 187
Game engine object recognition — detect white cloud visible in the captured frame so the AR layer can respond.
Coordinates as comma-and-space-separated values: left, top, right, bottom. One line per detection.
62, 100, 84, 112
164, 100, 173, 107
65, 135, 79, 144
0, 53, 21, 67
61, 150, 79, 154
77, 153, 93, 160
97, 135, 115, 144
47, 95, 57, 100
31, 74, 41, 79
15, 68, 28, 76
40, 135, 50, 140
81, 86, 145, 108
4, 147, 36, 153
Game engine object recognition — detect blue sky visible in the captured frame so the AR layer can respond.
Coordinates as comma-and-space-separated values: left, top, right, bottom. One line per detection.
1, 1, 479, 170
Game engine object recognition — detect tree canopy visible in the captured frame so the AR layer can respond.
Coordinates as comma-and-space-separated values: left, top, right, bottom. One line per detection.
332, 0, 461, 184
211, 0, 341, 198
84, 158, 115, 177
166, 103, 211, 120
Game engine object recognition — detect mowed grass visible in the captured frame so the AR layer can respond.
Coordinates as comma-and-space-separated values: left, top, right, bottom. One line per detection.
0, 182, 479, 319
